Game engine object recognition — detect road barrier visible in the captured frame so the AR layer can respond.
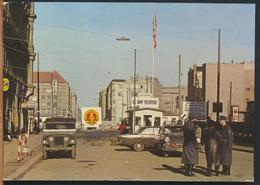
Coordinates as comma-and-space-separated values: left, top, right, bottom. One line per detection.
17, 132, 31, 162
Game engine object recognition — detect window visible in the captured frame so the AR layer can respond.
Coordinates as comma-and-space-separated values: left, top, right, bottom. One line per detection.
144, 115, 152, 126
135, 117, 141, 126
154, 117, 161, 126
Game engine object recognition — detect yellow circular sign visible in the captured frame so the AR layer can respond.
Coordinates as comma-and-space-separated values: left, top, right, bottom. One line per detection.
84, 109, 99, 125
3, 78, 9, 92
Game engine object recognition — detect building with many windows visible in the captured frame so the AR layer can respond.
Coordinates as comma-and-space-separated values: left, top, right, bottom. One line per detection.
33, 71, 78, 121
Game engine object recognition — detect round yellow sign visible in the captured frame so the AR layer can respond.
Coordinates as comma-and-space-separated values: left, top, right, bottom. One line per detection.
84, 109, 99, 125
3, 78, 9, 92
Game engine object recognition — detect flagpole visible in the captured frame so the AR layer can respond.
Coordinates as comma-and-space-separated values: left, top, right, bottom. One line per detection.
152, 3, 156, 97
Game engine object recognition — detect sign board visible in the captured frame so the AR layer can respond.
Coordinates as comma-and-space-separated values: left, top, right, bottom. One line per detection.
132, 95, 159, 109
182, 101, 207, 120
213, 102, 223, 113
3, 78, 9, 91
81, 107, 101, 129
231, 105, 239, 122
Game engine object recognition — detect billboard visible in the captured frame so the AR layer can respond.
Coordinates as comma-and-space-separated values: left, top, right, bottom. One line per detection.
182, 101, 207, 120
81, 107, 101, 129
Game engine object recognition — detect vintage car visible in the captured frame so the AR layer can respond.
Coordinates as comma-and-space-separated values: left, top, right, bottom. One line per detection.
118, 126, 160, 152
42, 117, 77, 160
154, 125, 184, 157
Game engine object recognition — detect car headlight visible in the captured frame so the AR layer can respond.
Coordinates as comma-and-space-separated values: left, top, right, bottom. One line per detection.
48, 137, 53, 141
42, 140, 49, 145
69, 139, 76, 145
64, 137, 69, 141
164, 136, 170, 143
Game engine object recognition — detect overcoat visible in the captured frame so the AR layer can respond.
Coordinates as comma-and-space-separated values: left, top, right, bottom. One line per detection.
202, 125, 222, 165
181, 120, 199, 165
220, 124, 233, 166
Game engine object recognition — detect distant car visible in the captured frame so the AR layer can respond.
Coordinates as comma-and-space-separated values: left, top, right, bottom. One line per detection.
118, 126, 160, 152
154, 125, 184, 157
42, 117, 77, 160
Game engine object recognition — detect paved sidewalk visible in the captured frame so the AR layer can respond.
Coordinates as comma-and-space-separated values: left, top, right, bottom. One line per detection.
4, 133, 42, 178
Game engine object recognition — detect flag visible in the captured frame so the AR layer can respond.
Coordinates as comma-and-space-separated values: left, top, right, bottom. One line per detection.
153, 14, 157, 49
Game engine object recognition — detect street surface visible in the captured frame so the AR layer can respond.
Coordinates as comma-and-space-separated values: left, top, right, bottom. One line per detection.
13, 130, 253, 181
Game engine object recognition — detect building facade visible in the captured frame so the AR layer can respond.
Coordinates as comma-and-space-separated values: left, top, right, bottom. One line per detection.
160, 86, 187, 116
3, 2, 36, 136
187, 62, 255, 121
33, 71, 75, 121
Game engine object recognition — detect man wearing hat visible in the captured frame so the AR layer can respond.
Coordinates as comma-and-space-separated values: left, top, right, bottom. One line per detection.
201, 116, 222, 176
181, 114, 200, 176
219, 115, 233, 175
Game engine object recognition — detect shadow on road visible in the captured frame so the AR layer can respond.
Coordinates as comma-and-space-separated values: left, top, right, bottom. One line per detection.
149, 150, 182, 157
47, 151, 71, 159
115, 148, 133, 152
154, 164, 208, 176
77, 160, 96, 163
154, 164, 186, 176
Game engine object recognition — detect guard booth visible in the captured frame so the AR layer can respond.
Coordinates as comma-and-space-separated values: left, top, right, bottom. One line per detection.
127, 108, 164, 133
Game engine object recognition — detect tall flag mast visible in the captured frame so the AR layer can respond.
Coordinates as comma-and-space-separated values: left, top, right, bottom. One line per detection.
152, 3, 157, 97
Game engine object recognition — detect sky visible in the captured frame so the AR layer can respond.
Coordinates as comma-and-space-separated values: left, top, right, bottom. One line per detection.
34, 3, 255, 108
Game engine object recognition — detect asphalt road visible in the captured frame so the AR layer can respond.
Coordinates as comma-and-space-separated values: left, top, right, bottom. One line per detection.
18, 130, 253, 182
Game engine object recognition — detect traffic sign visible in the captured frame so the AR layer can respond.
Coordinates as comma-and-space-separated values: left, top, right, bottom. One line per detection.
182, 101, 207, 120
3, 78, 9, 91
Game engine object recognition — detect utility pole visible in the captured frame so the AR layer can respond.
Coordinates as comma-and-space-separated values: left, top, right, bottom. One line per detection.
178, 54, 182, 118
229, 81, 232, 122
51, 72, 54, 117
37, 53, 40, 126
0, 1, 4, 184
133, 49, 137, 134
121, 94, 124, 120
216, 28, 221, 123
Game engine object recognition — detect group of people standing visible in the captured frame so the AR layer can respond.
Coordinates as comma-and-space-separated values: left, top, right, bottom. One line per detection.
182, 115, 233, 177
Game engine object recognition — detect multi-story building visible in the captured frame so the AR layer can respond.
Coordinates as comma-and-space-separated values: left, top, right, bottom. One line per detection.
70, 92, 78, 120
187, 62, 254, 121
160, 86, 187, 115
3, 2, 36, 136
33, 71, 74, 121
102, 75, 186, 123
99, 89, 107, 121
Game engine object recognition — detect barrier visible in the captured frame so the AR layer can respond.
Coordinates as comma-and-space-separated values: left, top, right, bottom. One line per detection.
17, 132, 31, 162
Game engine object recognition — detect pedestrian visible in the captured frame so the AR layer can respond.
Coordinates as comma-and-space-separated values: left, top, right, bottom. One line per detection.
201, 117, 222, 176
219, 115, 233, 175
118, 121, 127, 135
181, 115, 200, 176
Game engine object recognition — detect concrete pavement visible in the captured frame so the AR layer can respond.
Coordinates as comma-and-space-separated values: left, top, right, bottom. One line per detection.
4, 133, 42, 179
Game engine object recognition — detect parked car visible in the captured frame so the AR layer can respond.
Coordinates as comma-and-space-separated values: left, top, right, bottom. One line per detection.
154, 125, 184, 157
118, 126, 160, 152
42, 117, 77, 160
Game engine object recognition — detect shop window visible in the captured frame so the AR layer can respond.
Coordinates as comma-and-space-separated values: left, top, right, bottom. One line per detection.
144, 115, 152, 126
154, 117, 161, 126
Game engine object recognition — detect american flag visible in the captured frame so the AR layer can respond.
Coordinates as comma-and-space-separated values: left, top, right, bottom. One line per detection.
153, 14, 157, 49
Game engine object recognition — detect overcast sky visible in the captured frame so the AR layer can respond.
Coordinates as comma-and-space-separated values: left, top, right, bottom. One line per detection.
34, 3, 255, 108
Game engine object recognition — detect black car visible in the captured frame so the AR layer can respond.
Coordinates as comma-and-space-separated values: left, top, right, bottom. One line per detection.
154, 125, 184, 157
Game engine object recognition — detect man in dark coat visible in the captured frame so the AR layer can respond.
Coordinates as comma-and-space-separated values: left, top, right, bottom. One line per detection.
181, 115, 199, 176
201, 117, 222, 176
219, 115, 233, 175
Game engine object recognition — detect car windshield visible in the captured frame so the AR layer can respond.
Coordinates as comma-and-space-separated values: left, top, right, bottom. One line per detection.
135, 127, 159, 135
44, 122, 75, 130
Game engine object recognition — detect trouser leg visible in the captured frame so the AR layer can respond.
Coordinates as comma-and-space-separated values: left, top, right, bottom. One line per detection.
226, 166, 231, 175
207, 163, 212, 176
215, 165, 220, 176
189, 165, 194, 176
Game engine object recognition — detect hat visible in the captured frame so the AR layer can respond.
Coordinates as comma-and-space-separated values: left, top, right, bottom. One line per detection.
219, 115, 227, 121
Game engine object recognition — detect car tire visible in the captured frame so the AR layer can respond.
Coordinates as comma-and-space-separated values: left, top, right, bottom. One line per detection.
71, 145, 76, 159
42, 146, 48, 160
133, 143, 145, 152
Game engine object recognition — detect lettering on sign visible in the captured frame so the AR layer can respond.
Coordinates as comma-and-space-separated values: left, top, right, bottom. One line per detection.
183, 101, 207, 120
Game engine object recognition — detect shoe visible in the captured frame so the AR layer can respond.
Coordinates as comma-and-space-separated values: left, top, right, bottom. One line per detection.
215, 165, 220, 176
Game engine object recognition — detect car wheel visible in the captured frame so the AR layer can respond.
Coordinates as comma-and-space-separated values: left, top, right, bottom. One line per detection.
133, 143, 145, 152
42, 146, 48, 160
71, 145, 76, 159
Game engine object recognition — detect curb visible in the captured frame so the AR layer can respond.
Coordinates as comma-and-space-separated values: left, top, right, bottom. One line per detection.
5, 152, 42, 180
